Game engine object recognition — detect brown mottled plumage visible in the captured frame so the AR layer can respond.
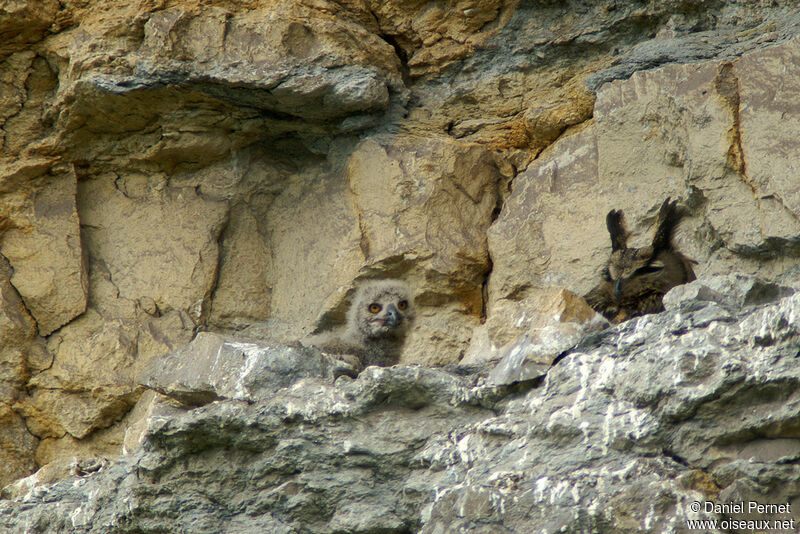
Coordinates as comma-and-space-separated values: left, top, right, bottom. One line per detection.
302, 279, 415, 376
584, 198, 696, 323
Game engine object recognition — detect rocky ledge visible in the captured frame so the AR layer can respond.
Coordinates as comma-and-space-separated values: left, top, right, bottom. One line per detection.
2, 274, 799, 533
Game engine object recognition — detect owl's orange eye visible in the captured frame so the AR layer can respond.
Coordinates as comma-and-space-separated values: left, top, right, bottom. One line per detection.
397, 300, 408, 310
368, 303, 382, 313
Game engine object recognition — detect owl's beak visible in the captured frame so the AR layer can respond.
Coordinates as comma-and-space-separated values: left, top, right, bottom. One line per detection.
614, 279, 624, 300
384, 304, 400, 327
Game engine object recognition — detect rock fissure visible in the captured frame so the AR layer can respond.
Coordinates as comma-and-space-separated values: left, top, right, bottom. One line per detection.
203, 203, 232, 328
378, 32, 411, 86
713, 63, 755, 190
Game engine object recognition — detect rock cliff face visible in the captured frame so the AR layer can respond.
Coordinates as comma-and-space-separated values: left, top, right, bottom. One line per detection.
2, 0, 800, 530
2, 276, 800, 532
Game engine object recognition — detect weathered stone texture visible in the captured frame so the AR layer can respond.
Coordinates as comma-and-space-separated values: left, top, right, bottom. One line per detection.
0, 168, 87, 335
77, 174, 227, 318
0, 404, 37, 491
488, 37, 800, 326
465, 288, 601, 356
207, 202, 272, 328
19, 310, 138, 440
338, 0, 518, 77
463, 288, 607, 386
139, 332, 336, 406
347, 135, 501, 365
262, 153, 364, 334
0, 52, 58, 157
0, 257, 37, 401
2, 277, 800, 532
0, 0, 59, 60
3, 0, 800, 523
735, 42, 800, 236
0, 256, 39, 489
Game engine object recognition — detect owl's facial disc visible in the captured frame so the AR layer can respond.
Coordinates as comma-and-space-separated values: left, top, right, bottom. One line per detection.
364, 302, 404, 336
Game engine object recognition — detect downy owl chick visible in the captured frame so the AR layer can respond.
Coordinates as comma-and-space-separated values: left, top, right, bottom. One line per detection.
584, 198, 696, 323
302, 279, 415, 375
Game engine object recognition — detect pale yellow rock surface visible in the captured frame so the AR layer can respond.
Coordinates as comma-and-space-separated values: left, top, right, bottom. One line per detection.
263, 154, 365, 334
346, 135, 501, 365
208, 203, 272, 328
0, 257, 40, 488
2, 0, 800, 494
337, 0, 518, 77
0, 257, 37, 402
0, 168, 87, 335
463, 288, 604, 366
0, 403, 38, 490
489, 40, 800, 316
77, 175, 228, 318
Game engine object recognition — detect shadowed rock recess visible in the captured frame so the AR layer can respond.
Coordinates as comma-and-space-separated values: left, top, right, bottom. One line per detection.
3, 0, 800, 531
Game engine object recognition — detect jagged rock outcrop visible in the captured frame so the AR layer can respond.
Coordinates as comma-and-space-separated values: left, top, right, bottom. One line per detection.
2, 0, 800, 510
2, 276, 799, 532
487, 36, 800, 356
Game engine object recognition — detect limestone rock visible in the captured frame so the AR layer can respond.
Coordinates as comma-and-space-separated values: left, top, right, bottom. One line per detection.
463, 287, 607, 387
207, 203, 272, 328
0, 256, 37, 403
0, 256, 40, 488
348, 136, 499, 285
0, 167, 87, 336
1, 458, 72, 502
34, 430, 119, 472
54, 1, 403, 149
663, 273, 796, 312
16, 310, 139, 440
0, 52, 58, 158
0, 403, 38, 492
488, 37, 800, 318
522, 88, 596, 156
347, 135, 502, 365
260, 151, 364, 338
404, 0, 800, 155
77, 175, 227, 319
477, 288, 607, 386
5, 0, 800, 521
347, 0, 517, 77
121, 390, 185, 455
139, 332, 335, 406
0, 0, 58, 59
487, 288, 601, 354
3, 277, 800, 532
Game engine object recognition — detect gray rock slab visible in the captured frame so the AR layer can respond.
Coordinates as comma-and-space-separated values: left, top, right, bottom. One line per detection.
139, 332, 335, 406
663, 273, 795, 312
4, 277, 800, 532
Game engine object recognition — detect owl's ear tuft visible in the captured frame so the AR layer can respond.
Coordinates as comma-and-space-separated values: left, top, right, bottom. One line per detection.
651, 197, 683, 252
606, 209, 628, 251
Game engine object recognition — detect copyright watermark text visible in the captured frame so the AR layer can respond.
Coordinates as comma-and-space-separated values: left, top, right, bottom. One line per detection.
686, 501, 795, 531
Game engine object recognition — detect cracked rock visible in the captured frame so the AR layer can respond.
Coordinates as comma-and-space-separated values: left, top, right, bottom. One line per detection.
3, 276, 800, 532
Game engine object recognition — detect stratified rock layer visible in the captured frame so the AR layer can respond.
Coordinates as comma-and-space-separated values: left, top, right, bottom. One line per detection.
2, 276, 799, 533
488, 36, 800, 326
2, 0, 800, 504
